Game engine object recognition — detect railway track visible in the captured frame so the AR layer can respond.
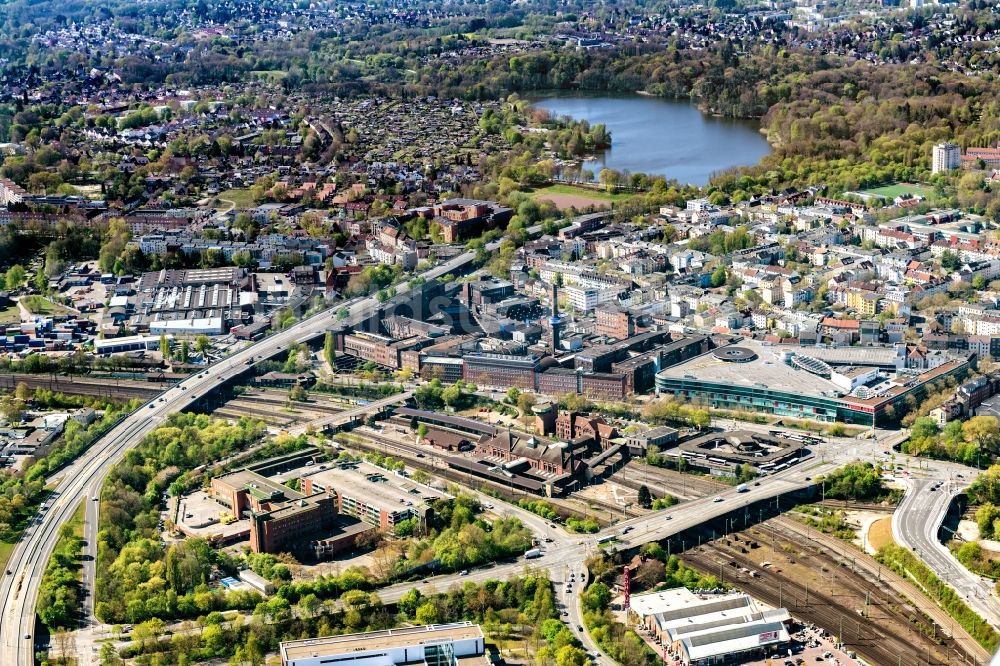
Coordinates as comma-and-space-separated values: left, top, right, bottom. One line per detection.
0, 373, 161, 400
771, 516, 991, 664
343, 430, 603, 522
213, 406, 298, 427
225, 398, 329, 420
680, 519, 988, 666
613, 463, 725, 500
210, 390, 351, 428
232, 391, 354, 414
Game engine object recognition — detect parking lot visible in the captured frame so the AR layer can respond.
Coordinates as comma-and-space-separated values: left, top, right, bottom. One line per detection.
174, 489, 250, 543
740, 623, 865, 666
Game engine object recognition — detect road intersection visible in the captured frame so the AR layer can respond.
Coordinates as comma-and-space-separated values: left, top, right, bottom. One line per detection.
2, 236, 999, 664
30, 421, 1000, 666
0, 248, 481, 666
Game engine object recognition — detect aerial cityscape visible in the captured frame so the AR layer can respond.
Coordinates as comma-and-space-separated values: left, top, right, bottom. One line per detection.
4, 1, 1000, 666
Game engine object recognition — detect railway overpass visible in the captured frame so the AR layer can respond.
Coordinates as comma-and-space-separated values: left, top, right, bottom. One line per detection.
284, 390, 415, 435
3, 212, 995, 665
0, 246, 483, 666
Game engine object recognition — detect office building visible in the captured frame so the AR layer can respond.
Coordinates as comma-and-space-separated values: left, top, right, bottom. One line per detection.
462, 352, 540, 390
304, 460, 448, 531
210, 465, 340, 554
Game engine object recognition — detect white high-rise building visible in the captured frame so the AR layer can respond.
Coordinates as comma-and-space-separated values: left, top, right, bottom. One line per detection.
932, 142, 961, 173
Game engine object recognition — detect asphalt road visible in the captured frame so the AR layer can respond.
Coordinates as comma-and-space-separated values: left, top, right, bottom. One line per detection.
893, 473, 1000, 629
5, 227, 999, 665
0, 247, 483, 666
57, 425, 991, 666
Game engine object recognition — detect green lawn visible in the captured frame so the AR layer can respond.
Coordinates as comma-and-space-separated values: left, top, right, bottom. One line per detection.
216, 188, 258, 209
0, 303, 20, 324
532, 183, 637, 203
20, 295, 73, 316
535, 183, 635, 201
861, 183, 936, 199
67, 501, 85, 541
0, 540, 13, 575
249, 70, 288, 81
0, 500, 81, 574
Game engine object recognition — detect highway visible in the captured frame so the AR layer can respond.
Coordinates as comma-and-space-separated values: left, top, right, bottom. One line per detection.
5, 225, 1000, 664
43, 419, 996, 666
0, 246, 483, 666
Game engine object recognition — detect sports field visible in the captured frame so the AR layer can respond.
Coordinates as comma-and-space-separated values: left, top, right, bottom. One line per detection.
860, 182, 935, 199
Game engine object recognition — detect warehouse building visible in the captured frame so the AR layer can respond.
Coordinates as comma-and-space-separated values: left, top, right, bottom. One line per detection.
280, 622, 488, 666
630, 588, 791, 666
94, 333, 172, 355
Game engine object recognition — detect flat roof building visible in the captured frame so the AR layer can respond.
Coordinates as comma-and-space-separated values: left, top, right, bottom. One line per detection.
655, 339, 970, 426
630, 588, 791, 666
209, 449, 377, 555
304, 460, 449, 531
280, 622, 488, 666
94, 333, 172, 355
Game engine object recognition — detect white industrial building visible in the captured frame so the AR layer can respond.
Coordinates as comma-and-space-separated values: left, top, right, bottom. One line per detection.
149, 316, 226, 336
279, 622, 488, 666
630, 588, 792, 666
94, 334, 172, 356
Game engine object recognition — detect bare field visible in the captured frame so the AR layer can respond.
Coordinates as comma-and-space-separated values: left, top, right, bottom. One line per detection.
535, 192, 613, 210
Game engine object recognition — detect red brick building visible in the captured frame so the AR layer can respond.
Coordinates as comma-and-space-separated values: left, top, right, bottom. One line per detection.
211, 469, 339, 554
555, 411, 619, 449
478, 430, 576, 476
581, 372, 628, 401
595, 306, 635, 340
407, 199, 513, 243
462, 353, 539, 390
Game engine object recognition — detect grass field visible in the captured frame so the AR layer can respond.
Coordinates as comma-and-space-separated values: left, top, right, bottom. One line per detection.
0, 541, 13, 575
861, 183, 936, 199
20, 296, 72, 316
66, 500, 85, 540
216, 188, 257, 209
535, 183, 635, 201
249, 70, 288, 81
0, 303, 20, 324
531, 183, 636, 210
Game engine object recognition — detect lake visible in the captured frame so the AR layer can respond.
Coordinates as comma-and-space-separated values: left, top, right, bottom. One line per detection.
530, 94, 771, 186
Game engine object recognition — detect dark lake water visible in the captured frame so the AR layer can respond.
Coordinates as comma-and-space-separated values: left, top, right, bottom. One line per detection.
530, 94, 771, 186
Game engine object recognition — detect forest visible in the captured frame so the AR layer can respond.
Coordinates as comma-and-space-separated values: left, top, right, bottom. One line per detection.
94, 413, 267, 624
815, 462, 893, 502
6, 0, 1000, 209
0, 391, 138, 544
104, 573, 579, 666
